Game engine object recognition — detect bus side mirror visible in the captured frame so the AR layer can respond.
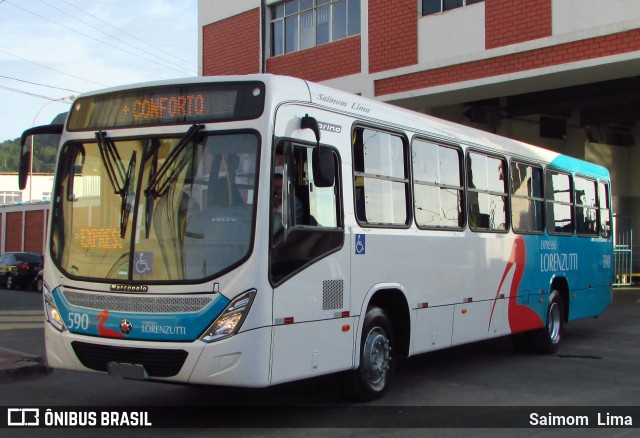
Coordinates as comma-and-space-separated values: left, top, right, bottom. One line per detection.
301, 114, 334, 188
18, 151, 31, 190
18, 124, 64, 190
312, 146, 335, 188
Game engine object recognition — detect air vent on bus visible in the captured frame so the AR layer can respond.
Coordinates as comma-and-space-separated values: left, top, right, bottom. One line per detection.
322, 279, 344, 310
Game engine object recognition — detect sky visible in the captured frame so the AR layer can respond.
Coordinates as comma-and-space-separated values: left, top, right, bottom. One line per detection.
0, 0, 199, 142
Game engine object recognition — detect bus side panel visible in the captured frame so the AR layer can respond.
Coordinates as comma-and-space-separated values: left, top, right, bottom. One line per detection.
451, 299, 504, 345
566, 239, 613, 321
189, 327, 273, 387
270, 318, 355, 385
524, 233, 612, 323
412, 305, 454, 355
568, 286, 612, 321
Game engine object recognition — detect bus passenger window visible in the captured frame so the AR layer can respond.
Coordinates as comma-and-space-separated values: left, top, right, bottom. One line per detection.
598, 182, 611, 238
467, 152, 508, 231
575, 176, 598, 236
353, 127, 410, 226
412, 139, 463, 229
545, 170, 573, 235
510, 161, 544, 234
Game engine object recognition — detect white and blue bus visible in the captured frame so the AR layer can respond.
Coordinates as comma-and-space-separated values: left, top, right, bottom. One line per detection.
20, 75, 613, 401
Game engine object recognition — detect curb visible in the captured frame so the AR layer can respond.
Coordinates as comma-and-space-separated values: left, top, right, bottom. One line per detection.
0, 347, 50, 383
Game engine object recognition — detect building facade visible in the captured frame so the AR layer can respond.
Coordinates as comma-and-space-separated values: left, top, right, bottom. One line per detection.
0, 174, 54, 205
208, 0, 638, 270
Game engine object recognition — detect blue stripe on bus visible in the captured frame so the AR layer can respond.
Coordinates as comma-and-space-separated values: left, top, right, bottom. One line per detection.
548, 155, 610, 178
519, 233, 612, 325
52, 288, 231, 341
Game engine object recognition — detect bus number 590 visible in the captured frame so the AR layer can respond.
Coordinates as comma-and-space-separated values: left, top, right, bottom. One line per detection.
67, 312, 90, 330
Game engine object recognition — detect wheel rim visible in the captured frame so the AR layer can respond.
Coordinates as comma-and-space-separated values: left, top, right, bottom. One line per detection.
362, 327, 391, 390
6, 277, 12, 289
548, 301, 561, 344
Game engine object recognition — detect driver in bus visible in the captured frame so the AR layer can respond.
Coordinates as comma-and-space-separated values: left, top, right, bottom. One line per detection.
272, 167, 305, 236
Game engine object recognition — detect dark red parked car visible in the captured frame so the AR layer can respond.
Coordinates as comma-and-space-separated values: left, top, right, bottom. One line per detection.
0, 252, 44, 290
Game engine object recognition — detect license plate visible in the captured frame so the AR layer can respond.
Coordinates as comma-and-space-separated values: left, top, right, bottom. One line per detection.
107, 362, 149, 380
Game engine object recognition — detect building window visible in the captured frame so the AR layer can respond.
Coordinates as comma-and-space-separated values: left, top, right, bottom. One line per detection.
422, 0, 483, 16
271, 0, 361, 56
0, 191, 22, 204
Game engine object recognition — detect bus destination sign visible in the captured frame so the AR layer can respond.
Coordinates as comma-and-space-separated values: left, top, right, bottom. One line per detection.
67, 82, 265, 131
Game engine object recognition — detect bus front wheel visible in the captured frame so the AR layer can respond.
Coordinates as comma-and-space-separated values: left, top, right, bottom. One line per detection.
532, 290, 564, 354
341, 306, 396, 401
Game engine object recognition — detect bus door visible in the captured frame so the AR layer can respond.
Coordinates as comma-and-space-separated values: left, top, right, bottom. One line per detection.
269, 139, 353, 384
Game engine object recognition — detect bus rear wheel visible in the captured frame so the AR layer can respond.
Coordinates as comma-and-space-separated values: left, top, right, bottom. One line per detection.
341, 306, 396, 401
531, 290, 563, 354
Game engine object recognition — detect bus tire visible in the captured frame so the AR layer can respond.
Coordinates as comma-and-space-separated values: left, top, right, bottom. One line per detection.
531, 290, 563, 354
341, 306, 395, 401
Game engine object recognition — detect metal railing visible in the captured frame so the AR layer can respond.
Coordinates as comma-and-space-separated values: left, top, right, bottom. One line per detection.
613, 215, 633, 287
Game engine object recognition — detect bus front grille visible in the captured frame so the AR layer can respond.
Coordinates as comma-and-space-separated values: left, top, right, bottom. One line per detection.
71, 341, 188, 377
62, 289, 213, 313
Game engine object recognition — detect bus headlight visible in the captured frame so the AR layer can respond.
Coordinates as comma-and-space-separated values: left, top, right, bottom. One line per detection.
200, 289, 256, 343
43, 286, 67, 332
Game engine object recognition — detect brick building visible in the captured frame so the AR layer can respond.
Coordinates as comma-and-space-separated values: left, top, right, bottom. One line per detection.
200, 0, 640, 266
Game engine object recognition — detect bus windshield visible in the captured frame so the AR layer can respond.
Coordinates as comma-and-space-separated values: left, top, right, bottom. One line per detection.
51, 131, 258, 283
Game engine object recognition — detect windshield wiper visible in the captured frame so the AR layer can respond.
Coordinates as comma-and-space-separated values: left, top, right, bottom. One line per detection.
144, 141, 159, 238
95, 131, 138, 238
95, 131, 126, 195
144, 123, 204, 199
120, 151, 137, 238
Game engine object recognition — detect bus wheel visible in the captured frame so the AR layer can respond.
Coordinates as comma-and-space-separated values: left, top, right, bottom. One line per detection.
532, 290, 563, 354
341, 306, 395, 401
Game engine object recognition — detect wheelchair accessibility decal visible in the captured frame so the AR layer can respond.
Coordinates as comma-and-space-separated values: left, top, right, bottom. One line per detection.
134, 252, 153, 275
355, 234, 365, 255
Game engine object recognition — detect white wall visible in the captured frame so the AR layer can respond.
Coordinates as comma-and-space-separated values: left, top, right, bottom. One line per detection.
0, 174, 54, 203
553, 0, 640, 36
418, 2, 485, 64
198, 0, 260, 24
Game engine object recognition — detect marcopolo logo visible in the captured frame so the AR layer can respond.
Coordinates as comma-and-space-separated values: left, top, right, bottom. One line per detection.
110, 284, 148, 292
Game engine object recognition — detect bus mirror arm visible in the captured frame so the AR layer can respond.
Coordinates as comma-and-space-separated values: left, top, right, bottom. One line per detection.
301, 114, 320, 147
18, 124, 64, 190
301, 115, 335, 188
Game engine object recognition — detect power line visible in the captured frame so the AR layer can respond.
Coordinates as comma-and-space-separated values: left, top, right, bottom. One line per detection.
0, 84, 75, 103
58, 0, 201, 74
38, 0, 199, 76
4, 0, 196, 77
0, 48, 107, 88
0, 75, 79, 94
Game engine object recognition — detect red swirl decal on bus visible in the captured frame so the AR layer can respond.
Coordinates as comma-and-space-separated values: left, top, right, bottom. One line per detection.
490, 236, 543, 333
91, 310, 125, 339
